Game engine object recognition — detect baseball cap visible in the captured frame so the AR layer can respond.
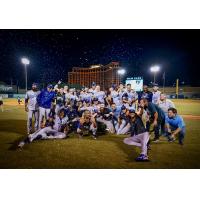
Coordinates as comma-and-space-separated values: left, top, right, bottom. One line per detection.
152, 83, 159, 88
112, 84, 117, 89
93, 97, 98, 101
122, 93, 128, 98
121, 105, 126, 110
129, 109, 135, 113
32, 82, 38, 87
84, 99, 90, 104
47, 84, 53, 89
92, 82, 96, 86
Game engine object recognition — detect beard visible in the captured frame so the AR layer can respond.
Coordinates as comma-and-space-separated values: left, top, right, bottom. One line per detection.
32, 88, 37, 91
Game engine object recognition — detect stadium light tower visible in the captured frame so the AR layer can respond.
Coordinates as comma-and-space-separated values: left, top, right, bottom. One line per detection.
150, 65, 160, 84
21, 57, 30, 91
117, 69, 126, 75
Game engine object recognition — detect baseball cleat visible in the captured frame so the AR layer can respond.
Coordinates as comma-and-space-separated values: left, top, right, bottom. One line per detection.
18, 141, 25, 148
135, 154, 149, 162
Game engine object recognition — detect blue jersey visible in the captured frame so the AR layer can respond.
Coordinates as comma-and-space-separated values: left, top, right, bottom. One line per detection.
37, 89, 56, 109
66, 109, 78, 121
165, 115, 185, 129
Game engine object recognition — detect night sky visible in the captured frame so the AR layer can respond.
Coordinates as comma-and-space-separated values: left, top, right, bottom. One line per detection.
0, 29, 199, 88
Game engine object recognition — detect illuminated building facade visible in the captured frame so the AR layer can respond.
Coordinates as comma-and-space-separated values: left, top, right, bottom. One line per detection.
68, 62, 121, 89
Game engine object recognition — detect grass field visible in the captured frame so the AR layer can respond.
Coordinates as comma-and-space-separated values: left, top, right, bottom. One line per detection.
0, 98, 200, 169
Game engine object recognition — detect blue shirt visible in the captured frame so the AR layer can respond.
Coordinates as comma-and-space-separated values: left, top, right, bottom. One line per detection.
37, 89, 56, 109
165, 115, 185, 129
147, 102, 165, 121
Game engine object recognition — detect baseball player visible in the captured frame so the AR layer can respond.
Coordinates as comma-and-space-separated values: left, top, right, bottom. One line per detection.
109, 87, 120, 106
25, 83, 40, 134
88, 82, 97, 96
65, 88, 78, 105
17, 96, 22, 105
140, 98, 165, 142
18, 111, 67, 148
91, 97, 100, 114
152, 84, 161, 104
109, 103, 121, 132
94, 85, 106, 104
55, 88, 66, 114
158, 93, 175, 115
117, 83, 126, 100
79, 87, 92, 103
138, 85, 153, 103
37, 84, 56, 128
96, 104, 115, 133
77, 110, 97, 139
123, 109, 149, 161
125, 84, 138, 106
117, 105, 131, 135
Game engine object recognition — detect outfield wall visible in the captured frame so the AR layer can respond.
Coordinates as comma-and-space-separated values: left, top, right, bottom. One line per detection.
0, 94, 25, 98
1, 87, 200, 99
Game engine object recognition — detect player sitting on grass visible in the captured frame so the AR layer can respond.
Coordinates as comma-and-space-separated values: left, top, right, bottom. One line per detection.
18, 109, 68, 148
123, 109, 150, 162
117, 105, 131, 135
96, 104, 115, 134
77, 110, 97, 139
165, 107, 186, 145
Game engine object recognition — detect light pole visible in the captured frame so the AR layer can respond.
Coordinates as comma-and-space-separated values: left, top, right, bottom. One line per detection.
21, 57, 30, 91
150, 65, 160, 84
117, 69, 126, 84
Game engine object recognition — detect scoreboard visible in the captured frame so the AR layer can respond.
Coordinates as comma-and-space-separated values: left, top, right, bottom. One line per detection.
125, 77, 143, 92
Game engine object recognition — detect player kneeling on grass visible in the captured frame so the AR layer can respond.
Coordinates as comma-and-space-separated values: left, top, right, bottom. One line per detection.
18, 109, 68, 148
165, 108, 186, 145
123, 109, 149, 162
77, 110, 97, 139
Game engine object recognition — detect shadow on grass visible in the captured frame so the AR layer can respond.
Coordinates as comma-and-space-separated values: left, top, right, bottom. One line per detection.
0, 119, 26, 135
0, 119, 27, 151
97, 134, 137, 163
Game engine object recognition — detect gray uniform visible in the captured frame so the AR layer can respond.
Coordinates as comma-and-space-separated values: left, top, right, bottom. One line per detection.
158, 99, 175, 114
152, 91, 161, 104
25, 90, 40, 133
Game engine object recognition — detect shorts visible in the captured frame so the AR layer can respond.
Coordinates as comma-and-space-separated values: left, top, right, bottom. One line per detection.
0, 100, 3, 105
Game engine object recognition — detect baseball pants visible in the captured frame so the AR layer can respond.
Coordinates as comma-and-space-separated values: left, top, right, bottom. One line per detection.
39, 107, 51, 128
28, 127, 66, 142
27, 110, 39, 134
123, 132, 150, 155
117, 120, 130, 135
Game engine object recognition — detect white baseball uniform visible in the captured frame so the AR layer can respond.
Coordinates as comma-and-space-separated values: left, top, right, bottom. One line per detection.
25, 90, 40, 133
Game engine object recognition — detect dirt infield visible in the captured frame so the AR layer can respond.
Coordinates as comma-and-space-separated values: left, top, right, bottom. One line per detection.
182, 115, 200, 120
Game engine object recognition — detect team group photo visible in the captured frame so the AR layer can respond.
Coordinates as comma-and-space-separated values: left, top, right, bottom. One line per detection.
0, 29, 200, 168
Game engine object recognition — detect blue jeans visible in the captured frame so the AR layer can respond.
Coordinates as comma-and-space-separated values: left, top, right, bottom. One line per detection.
167, 127, 186, 144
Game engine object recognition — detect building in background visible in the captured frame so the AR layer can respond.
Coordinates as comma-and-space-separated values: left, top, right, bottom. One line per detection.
68, 62, 121, 89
